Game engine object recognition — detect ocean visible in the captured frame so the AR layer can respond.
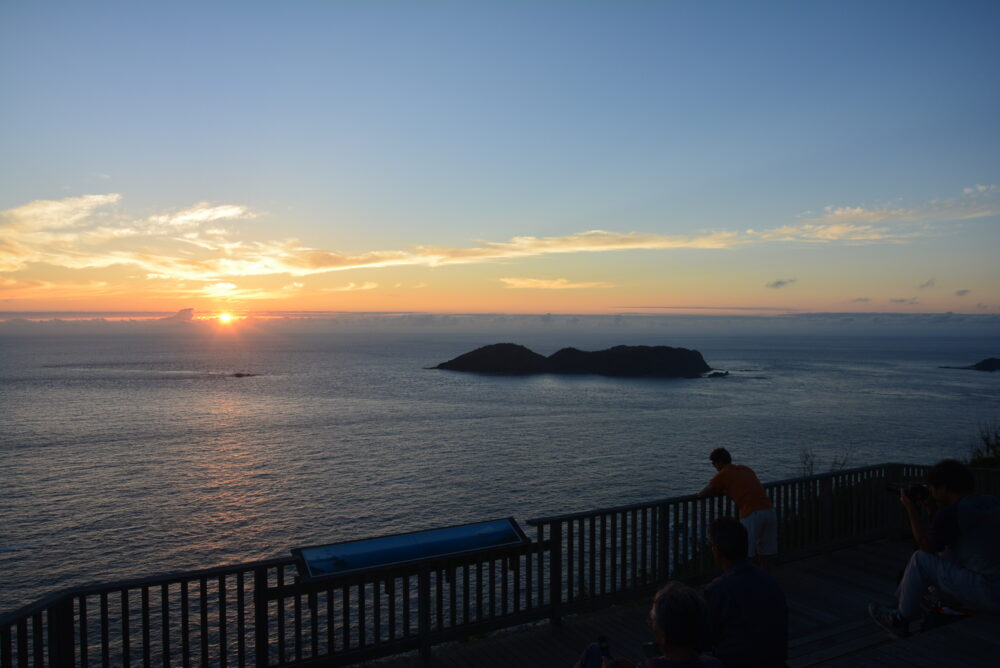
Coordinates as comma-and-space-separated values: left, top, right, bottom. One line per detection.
1, 320, 997, 611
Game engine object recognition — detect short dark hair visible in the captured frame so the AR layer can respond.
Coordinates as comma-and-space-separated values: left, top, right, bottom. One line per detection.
927, 459, 975, 494
710, 448, 732, 465
709, 516, 749, 561
650, 582, 709, 648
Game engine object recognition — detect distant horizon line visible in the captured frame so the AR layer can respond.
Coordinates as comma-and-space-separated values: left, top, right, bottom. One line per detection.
1, 309, 997, 319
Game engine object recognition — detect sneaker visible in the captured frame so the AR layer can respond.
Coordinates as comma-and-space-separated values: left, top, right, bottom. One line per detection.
868, 602, 911, 639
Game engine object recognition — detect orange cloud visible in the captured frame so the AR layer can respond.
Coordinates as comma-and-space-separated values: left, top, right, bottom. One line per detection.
499, 277, 614, 289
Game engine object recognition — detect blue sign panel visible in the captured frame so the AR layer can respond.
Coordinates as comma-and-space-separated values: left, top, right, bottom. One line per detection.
292, 517, 528, 580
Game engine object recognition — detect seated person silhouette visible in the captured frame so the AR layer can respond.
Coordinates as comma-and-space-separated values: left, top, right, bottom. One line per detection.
705, 517, 788, 668
869, 459, 1000, 638
573, 582, 721, 667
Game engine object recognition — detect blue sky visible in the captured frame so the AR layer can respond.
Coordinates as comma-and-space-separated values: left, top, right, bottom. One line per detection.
1, 1, 998, 314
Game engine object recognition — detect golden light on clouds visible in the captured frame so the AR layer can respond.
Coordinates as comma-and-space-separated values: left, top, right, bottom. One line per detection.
0, 186, 996, 313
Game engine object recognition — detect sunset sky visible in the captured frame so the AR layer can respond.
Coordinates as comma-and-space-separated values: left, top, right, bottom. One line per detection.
1, 1, 998, 316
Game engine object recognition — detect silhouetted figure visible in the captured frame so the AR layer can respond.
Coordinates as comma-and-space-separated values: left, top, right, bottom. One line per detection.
869, 459, 1000, 638
705, 517, 788, 668
573, 583, 721, 667
699, 448, 777, 570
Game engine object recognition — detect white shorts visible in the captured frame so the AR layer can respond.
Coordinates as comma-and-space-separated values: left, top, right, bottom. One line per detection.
741, 508, 778, 558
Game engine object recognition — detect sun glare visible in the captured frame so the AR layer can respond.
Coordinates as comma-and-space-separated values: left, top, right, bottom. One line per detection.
218, 312, 234, 324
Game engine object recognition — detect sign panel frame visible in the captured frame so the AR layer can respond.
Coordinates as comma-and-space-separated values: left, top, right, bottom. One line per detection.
291, 517, 529, 581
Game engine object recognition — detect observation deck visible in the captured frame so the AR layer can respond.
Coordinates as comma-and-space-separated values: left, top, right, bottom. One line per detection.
3, 463, 998, 667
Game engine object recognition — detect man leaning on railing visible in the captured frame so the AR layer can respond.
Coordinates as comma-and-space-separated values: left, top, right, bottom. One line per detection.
699, 448, 778, 571
869, 459, 1000, 638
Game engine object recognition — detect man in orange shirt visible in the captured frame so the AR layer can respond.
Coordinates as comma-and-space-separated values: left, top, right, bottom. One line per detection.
699, 448, 777, 570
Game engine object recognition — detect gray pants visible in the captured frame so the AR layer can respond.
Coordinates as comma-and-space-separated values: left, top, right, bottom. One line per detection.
897, 550, 1000, 620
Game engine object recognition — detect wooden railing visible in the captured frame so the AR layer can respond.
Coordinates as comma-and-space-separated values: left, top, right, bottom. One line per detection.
3, 463, 998, 667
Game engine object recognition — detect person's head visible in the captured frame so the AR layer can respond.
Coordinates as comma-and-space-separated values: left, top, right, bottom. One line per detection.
709, 516, 749, 567
709, 447, 732, 471
649, 582, 709, 653
927, 459, 975, 504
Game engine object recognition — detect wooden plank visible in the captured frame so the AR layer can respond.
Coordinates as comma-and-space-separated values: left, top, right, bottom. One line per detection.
788, 629, 888, 667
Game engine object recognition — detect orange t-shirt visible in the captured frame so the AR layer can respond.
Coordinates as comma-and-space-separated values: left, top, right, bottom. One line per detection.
710, 464, 773, 518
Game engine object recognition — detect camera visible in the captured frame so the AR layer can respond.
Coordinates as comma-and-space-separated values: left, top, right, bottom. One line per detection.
886, 481, 930, 503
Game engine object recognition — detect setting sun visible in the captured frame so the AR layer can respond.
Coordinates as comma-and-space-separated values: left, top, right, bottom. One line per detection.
217, 312, 234, 324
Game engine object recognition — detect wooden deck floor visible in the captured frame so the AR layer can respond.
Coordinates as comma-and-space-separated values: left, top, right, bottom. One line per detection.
372, 537, 1000, 667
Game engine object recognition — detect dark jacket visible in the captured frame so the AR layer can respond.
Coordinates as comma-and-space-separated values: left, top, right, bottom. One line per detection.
705, 561, 788, 668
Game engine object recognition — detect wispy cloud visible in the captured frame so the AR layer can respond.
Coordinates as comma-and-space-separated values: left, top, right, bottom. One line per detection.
2, 185, 997, 302
0, 195, 742, 284
147, 203, 253, 229
766, 278, 796, 289
2, 193, 121, 233
322, 282, 379, 292
0, 194, 254, 275
890, 297, 919, 305
761, 185, 998, 244
801, 186, 998, 225
618, 305, 801, 312
955, 289, 971, 297
500, 277, 614, 289
918, 278, 936, 289
851, 297, 871, 303
758, 222, 908, 243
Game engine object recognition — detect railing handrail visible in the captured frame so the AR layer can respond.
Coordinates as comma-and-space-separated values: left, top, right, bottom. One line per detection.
0, 555, 294, 627
526, 461, 910, 525
4, 460, 998, 667
0, 461, 920, 625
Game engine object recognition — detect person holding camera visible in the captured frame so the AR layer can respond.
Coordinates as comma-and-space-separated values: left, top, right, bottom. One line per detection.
869, 459, 1000, 638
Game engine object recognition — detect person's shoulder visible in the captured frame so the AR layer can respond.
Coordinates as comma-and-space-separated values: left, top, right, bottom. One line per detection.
738, 563, 786, 592
962, 493, 1000, 509
705, 568, 742, 600
744, 562, 779, 582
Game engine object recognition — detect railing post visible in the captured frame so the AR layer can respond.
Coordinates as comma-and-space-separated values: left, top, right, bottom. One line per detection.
657, 503, 670, 581
417, 564, 431, 663
253, 567, 269, 668
47, 595, 74, 668
819, 476, 834, 545
548, 522, 563, 626
884, 464, 907, 537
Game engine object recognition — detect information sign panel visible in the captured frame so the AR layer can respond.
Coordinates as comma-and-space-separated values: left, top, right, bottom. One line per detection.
291, 517, 528, 580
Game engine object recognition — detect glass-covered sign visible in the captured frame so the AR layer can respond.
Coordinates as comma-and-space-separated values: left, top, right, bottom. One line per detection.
292, 517, 529, 580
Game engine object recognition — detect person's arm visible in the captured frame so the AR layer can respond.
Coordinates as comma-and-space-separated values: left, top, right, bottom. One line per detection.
923, 502, 958, 555
900, 490, 930, 551
698, 482, 720, 498
699, 472, 723, 498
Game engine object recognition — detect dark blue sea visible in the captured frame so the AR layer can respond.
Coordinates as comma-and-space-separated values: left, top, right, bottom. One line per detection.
1, 319, 997, 611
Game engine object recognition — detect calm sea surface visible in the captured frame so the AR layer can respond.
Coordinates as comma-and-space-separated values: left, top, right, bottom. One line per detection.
1, 328, 997, 610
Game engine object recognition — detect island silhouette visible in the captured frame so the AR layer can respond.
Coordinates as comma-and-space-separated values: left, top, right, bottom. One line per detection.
940, 357, 1000, 372
434, 343, 712, 378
